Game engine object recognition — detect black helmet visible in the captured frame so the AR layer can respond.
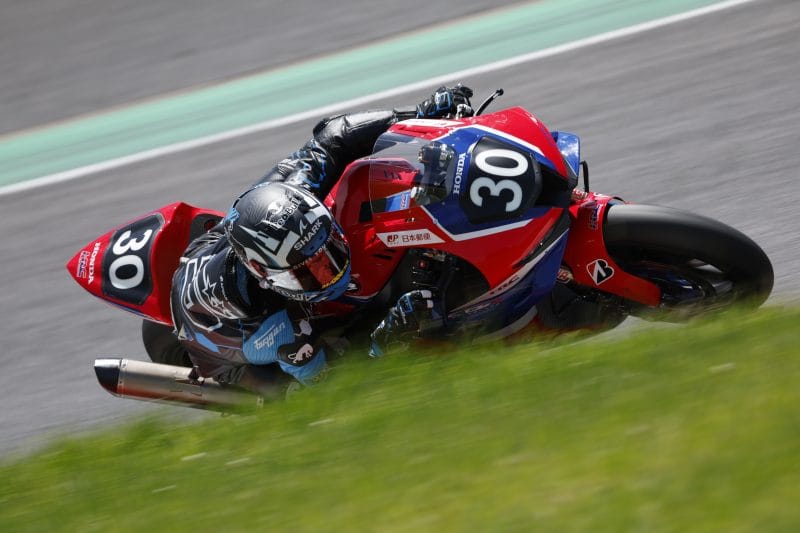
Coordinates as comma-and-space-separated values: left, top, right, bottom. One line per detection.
223, 182, 351, 302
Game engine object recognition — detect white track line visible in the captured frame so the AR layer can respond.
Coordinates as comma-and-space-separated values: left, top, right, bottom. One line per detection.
0, 0, 758, 197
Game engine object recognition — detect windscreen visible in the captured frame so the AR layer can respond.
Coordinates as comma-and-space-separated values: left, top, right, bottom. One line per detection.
369, 129, 546, 227
368, 132, 457, 214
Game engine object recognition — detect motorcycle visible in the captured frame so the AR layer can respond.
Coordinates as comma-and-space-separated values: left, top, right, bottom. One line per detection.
67, 90, 774, 409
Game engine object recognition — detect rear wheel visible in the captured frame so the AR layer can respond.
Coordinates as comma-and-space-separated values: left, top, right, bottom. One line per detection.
141, 320, 192, 367
603, 204, 773, 320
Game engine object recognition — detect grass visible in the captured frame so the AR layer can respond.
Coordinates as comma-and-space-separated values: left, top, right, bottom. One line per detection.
2, 306, 799, 532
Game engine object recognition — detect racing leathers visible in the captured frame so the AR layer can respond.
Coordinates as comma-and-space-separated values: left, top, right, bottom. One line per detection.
167, 85, 475, 393
170, 109, 420, 392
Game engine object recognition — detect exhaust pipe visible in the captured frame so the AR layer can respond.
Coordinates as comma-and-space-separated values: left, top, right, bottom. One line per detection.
94, 358, 263, 410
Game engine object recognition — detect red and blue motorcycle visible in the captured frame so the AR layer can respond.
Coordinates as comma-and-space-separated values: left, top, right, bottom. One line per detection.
67, 92, 773, 408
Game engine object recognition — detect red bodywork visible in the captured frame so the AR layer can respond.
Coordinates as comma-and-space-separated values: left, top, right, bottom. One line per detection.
66, 202, 223, 325
67, 108, 664, 330
564, 192, 661, 306
324, 108, 569, 300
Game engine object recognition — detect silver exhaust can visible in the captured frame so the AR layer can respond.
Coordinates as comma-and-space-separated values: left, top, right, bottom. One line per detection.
94, 358, 263, 410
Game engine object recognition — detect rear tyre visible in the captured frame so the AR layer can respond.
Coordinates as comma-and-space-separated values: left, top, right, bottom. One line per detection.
141, 320, 192, 367
603, 204, 773, 320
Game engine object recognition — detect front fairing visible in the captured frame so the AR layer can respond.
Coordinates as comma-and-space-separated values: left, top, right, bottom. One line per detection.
362, 109, 574, 333
367, 124, 551, 251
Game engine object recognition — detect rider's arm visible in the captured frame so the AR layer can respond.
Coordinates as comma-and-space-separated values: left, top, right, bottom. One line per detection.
254, 108, 411, 199
241, 313, 330, 388
369, 290, 445, 357
255, 85, 474, 199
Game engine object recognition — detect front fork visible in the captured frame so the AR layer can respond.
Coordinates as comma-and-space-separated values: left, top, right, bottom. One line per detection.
560, 191, 661, 307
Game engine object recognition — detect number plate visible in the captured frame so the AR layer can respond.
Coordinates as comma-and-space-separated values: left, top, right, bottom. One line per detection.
101, 214, 163, 305
460, 137, 541, 224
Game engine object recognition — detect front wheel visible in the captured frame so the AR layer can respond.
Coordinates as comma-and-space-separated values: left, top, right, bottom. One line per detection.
603, 204, 773, 320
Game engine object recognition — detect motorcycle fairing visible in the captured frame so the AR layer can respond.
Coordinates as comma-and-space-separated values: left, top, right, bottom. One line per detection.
390, 108, 569, 178
66, 202, 224, 325
563, 194, 661, 306
448, 229, 570, 337
326, 107, 574, 335
367, 110, 572, 290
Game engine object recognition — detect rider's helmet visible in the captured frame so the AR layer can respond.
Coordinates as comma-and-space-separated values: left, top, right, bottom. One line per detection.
223, 182, 351, 302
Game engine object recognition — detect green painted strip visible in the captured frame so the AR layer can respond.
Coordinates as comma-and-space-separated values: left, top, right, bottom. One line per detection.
0, 0, 727, 187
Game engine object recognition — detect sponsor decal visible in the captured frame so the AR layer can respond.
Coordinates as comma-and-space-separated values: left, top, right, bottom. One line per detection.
487, 274, 521, 297
556, 266, 574, 284
87, 242, 102, 284
587, 259, 615, 285
293, 218, 324, 251
465, 301, 494, 315
588, 204, 602, 231
384, 191, 411, 212
571, 189, 589, 203
452, 153, 467, 195
254, 321, 287, 350
288, 343, 314, 364
298, 319, 313, 336
264, 195, 302, 229
460, 137, 537, 224
378, 230, 444, 247
76, 250, 90, 279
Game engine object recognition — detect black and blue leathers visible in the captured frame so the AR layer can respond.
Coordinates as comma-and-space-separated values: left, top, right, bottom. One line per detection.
160, 87, 472, 392
169, 109, 417, 389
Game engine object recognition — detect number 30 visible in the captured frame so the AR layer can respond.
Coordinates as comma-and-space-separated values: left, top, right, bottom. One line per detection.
469, 149, 528, 212
109, 229, 153, 290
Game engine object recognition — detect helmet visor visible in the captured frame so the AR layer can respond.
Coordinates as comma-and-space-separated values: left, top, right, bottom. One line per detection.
264, 229, 350, 298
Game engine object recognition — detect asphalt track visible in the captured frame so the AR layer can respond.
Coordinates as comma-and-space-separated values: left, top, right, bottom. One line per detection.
1, 0, 798, 456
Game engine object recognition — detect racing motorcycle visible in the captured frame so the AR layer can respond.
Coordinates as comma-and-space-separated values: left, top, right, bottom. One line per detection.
67, 90, 774, 409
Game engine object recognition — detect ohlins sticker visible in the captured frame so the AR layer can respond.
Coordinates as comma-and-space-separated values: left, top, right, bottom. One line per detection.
587, 259, 615, 285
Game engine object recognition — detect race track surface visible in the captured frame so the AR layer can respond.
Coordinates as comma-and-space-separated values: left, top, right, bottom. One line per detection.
1, 0, 798, 456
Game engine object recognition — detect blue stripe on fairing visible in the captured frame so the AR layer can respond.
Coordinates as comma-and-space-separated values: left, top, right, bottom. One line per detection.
449, 231, 569, 330
423, 125, 563, 238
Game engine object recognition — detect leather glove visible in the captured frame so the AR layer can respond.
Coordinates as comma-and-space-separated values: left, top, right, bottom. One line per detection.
369, 290, 438, 357
416, 84, 474, 118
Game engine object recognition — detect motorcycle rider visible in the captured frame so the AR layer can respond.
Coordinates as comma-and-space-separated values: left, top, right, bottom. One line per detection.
143, 85, 475, 396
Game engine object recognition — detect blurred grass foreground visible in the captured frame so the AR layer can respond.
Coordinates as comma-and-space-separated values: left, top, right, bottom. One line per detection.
2, 306, 799, 531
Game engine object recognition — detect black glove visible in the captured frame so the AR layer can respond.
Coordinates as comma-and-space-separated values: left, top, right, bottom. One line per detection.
416, 84, 474, 119
369, 290, 439, 357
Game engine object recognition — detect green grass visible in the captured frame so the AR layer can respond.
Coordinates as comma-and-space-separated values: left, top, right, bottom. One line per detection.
2, 307, 799, 532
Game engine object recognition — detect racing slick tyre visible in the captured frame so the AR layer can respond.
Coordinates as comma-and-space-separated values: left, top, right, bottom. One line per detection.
602, 204, 774, 320
141, 320, 193, 367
